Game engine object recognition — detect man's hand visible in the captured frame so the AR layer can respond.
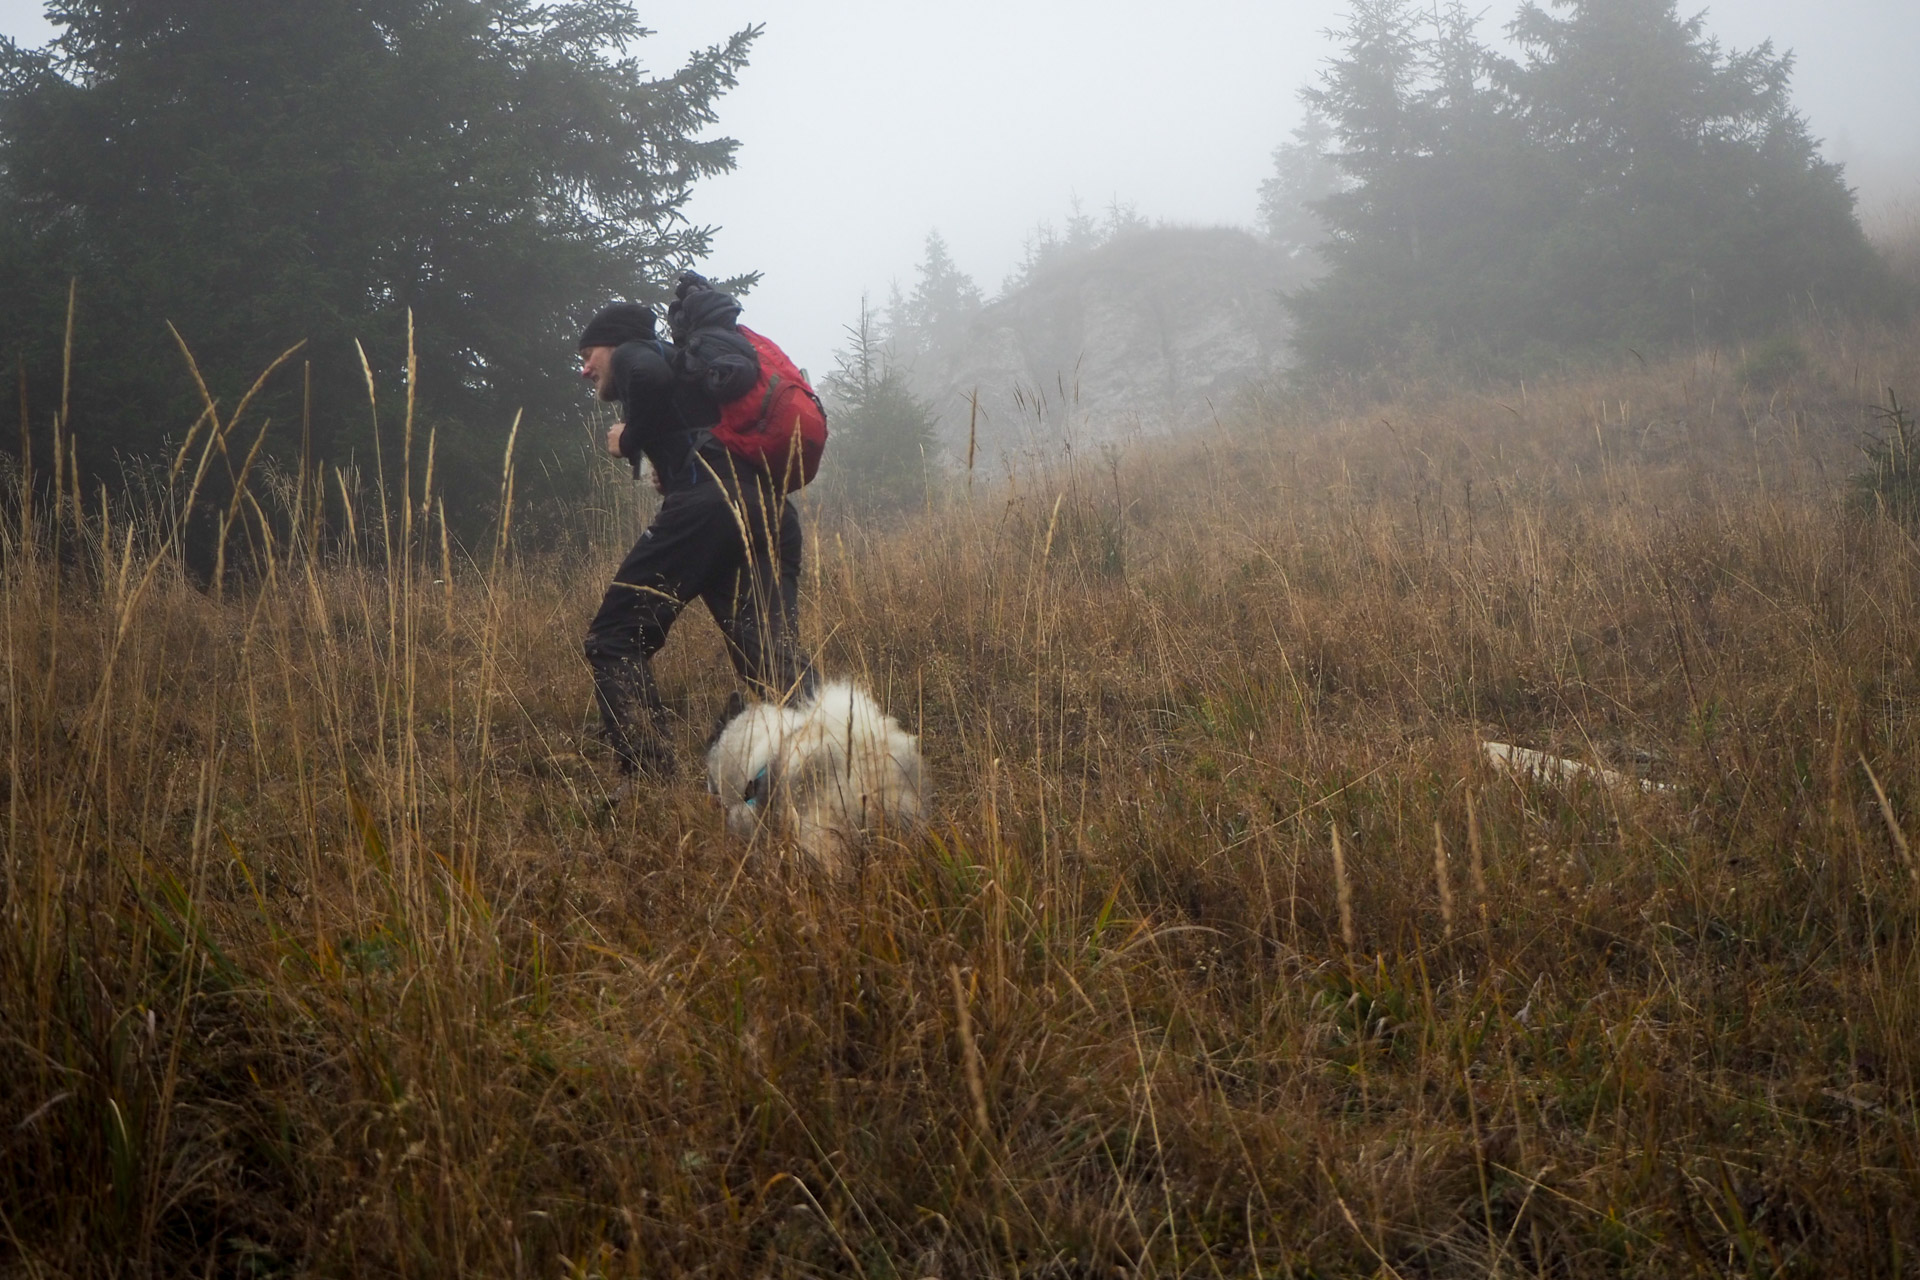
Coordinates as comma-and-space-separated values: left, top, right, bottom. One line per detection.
606, 421, 625, 457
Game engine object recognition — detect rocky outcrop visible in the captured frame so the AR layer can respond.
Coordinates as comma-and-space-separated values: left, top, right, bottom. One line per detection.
902, 225, 1304, 463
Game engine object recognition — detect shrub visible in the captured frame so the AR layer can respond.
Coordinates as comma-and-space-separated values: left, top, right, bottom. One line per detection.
1735, 334, 1812, 392
1853, 390, 1920, 524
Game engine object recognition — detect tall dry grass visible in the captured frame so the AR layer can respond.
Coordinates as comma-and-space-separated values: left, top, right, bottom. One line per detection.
1867, 190, 1920, 291
4, 315, 1919, 1276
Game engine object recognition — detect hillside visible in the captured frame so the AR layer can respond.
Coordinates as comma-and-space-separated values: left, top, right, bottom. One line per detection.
4, 318, 1920, 1274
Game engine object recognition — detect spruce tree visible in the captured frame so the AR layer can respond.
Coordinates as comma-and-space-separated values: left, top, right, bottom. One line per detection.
1288, 0, 1890, 372
1258, 109, 1343, 264
0, 1, 756, 534
901, 232, 981, 356
821, 299, 939, 517
888, 230, 981, 390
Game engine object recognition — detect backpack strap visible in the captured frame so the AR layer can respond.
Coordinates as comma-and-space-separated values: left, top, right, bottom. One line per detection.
753, 375, 783, 430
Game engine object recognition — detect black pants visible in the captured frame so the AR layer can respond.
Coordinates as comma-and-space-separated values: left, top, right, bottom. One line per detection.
583, 466, 813, 775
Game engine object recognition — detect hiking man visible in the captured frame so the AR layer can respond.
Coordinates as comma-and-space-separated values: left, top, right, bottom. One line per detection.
578, 273, 814, 789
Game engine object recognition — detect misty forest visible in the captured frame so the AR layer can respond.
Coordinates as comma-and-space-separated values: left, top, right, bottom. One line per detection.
3, 0, 1919, 1274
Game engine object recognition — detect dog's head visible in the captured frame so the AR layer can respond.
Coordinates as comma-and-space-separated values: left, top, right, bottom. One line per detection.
705, 699, 800, 838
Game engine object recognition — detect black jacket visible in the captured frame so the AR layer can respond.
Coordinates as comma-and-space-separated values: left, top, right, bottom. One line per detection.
612, 288, 760, 490
670, 287, 760, 404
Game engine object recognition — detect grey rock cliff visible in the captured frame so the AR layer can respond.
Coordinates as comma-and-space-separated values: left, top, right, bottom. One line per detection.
901, 225, 1303, 464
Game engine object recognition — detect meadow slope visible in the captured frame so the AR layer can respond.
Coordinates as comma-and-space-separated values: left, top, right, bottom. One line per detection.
4, 319, 1920, 1276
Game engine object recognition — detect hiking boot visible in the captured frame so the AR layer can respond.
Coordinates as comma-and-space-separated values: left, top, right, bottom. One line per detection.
604, 775, 641, 809
603, 751, 676, 809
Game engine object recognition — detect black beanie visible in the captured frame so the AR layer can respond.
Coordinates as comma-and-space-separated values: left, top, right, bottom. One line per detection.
578, 301, 656, 349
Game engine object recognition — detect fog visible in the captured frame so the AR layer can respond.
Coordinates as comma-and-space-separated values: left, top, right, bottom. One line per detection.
2, 0, 1914, 375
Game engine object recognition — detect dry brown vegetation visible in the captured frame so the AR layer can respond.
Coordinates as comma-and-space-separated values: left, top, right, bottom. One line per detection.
5, 316, 1920, 1277
1867, 195, 1920, 291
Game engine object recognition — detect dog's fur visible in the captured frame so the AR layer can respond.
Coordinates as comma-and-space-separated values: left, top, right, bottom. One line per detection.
706, 680, 927, 870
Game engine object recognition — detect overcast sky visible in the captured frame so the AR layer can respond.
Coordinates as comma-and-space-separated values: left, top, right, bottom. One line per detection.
3, 0, 1916, 376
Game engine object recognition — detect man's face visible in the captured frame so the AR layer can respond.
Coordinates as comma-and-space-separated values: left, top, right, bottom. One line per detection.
580, 345, 616, 400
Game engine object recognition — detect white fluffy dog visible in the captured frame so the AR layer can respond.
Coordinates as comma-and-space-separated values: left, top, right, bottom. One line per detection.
705, 680, 927, 869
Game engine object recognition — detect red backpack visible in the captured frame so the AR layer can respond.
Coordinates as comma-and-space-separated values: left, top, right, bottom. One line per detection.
709, 326, 828, 491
